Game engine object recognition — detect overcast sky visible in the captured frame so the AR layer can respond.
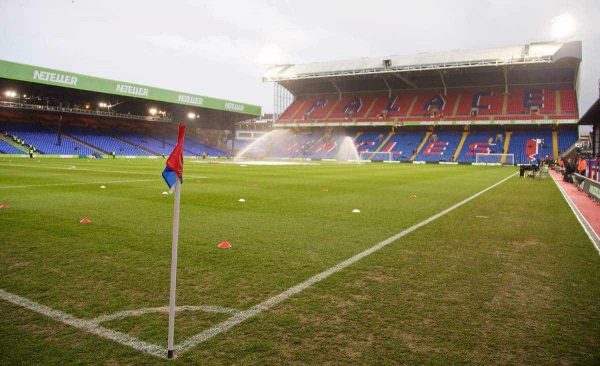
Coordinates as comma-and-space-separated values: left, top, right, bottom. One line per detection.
0, 0, 599, 114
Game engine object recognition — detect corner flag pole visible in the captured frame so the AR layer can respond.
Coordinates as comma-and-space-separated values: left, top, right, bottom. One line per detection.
167, 178, 181, 358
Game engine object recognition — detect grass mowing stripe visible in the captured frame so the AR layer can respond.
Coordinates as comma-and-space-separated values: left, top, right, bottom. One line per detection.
0, 288, 168, 358
0, 179, 157, 189
551, 175, 600, 254
174, 171, 519, 355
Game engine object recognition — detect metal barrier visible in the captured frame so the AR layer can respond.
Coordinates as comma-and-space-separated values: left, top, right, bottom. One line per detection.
587, 158, 600, 182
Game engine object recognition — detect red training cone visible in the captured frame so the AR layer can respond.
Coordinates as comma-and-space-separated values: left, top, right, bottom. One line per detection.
79, 217, 92, 224
0, 203, 9, 209
218, 241, 231, 249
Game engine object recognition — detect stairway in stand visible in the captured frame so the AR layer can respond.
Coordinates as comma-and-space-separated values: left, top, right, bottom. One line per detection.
552, 129, 559, 159
453, 131, 470, 161
500, 131, 512, 164
410, 131, 432, 161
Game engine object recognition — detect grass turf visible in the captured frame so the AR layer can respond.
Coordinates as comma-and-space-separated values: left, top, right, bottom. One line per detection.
0, 157, 599, 365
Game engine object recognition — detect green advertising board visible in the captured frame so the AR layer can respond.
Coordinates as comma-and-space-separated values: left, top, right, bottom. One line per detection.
0, 59, 261, 116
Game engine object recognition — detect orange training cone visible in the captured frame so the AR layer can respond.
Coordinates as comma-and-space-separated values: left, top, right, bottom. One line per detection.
79, 217, 92, 224
0, 203, 9, 209
218, 241, 231, 249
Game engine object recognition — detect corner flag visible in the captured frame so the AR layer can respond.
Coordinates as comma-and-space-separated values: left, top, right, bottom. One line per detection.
164, 124, 186, 359
162, 124, 186, 189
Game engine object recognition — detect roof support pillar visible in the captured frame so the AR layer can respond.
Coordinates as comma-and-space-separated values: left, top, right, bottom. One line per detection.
331, 80, 342, 100
382, 78, 392, 98
439, 71, 447, 96
503, 66, 509, 94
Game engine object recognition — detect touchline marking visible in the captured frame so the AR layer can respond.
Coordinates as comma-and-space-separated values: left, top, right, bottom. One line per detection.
0, 289, 168, 358
0, 179, 156, 189
551, 175, 600, 254
175, 172, 518, 354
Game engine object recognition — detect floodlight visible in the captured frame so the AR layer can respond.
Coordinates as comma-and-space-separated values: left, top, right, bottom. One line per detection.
551, 13, 576, 39
149, 107, 158, 116
187, 112, 196, 119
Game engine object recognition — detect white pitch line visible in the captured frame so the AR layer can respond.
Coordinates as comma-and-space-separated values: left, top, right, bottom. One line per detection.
175, 172, 518, 354
0, 289, 167, 358
0, 179, 156, 189
550, 174, 600, 254
0, 163, 209, 180
0, 163, 157, 176
92, 305, 240, 324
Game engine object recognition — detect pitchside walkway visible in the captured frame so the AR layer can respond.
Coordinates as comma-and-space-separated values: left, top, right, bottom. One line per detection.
550, 170, 600, 252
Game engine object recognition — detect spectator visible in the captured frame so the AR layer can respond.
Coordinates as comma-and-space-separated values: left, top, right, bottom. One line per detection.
577, 156, 587, 175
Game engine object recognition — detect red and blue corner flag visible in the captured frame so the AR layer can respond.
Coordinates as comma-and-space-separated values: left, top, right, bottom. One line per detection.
162, 124, 186, 189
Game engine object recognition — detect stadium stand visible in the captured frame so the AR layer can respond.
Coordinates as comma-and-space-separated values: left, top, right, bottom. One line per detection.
456, 130, 505, 163
0, 138, 23, 154
0, 122, 96, 155
0, 120, 228, 157
415, 130, 462, 162
508, 128, 554, 164
275, 86, 578, 125
63, 125, 150, 156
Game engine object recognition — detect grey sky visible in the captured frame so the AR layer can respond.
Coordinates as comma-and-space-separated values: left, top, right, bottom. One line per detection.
0, 0, 599, 114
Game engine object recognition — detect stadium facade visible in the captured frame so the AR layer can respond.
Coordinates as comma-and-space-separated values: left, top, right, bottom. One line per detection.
260, 41, 582, 165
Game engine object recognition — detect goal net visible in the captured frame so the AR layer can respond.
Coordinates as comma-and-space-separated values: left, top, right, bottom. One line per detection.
360, 151, 393, 161
475, 153, 515, 165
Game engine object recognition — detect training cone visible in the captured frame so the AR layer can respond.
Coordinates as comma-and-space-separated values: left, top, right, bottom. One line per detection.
352, 209, 361, 213
409, 194, 417, 198
323, 187, 329, 192
238, 198, 246, 202
162, 191, 169, 195
79, 217, 92, 224
218, 241, 231, 249
0, 203, 9, 209
100, 185, 106, 189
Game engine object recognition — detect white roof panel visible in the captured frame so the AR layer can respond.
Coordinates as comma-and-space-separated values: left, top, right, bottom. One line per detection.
264, 41, 581, 81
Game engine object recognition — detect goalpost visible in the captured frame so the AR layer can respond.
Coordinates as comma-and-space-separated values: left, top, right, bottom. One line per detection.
475, 153, 515, 166
360, 151, 393, 161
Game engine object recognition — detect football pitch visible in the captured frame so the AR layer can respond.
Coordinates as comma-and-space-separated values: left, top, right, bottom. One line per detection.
1, 157, 599, 365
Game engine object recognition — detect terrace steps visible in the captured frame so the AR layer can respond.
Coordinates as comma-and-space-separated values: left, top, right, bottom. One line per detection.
61, 133, 107, 155
363, 98, 377, 118
324, 99, 341, 119
501, 92, 509, 115
453, 131, 470, 161
552, 129, 559, 158
410, 131, 432, 161
406, 96, 418, 116
372, 132, 394, 154
500, 131, 512, 164
0, 134, 29, 153
452, 94, 462, 117
112, 135, 160, 156
290, 100, 308, 120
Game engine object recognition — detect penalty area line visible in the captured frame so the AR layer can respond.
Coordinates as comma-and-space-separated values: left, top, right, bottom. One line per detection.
175, 172, 519, 354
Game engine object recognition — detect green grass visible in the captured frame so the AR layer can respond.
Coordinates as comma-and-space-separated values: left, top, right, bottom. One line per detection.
0, 157, 599, 365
